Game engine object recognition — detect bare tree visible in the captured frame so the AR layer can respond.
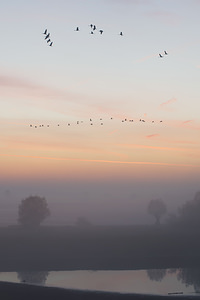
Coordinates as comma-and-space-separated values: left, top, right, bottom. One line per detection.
18, 195, 50, 228
147, 198, 167, 225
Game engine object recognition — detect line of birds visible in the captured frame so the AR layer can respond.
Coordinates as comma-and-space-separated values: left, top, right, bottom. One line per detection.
75, 23, 123, 36
29, 117, 163, 128
43, 29, 53, 46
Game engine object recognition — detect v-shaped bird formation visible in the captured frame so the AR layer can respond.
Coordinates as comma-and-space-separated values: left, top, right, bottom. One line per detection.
43, 26, 168, 59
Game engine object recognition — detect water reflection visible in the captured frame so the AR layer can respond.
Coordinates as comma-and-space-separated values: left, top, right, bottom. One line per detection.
17, 271, 49, 285
177, 268, 200, 293
146, 269, 166, 282
147, 267, 200, 294
1, 268, 200, 295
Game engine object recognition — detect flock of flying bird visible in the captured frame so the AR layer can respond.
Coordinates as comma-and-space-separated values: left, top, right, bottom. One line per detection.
159, 51, 168, 58
43, 29, 53, 47
40, 25, 166, 131
29, 117, 163, 129
43, 25, 168, 58
75, 23, 123, 36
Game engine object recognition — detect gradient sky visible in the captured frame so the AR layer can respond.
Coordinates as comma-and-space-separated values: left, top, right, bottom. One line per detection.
0, 0, 200, 225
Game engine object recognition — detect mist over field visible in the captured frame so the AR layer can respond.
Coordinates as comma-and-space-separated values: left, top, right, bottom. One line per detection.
0, 177, 199, 226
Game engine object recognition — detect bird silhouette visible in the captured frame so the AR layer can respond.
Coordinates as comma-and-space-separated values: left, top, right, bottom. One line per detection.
90, 31, 94, 34
99, 30, 103, 34
46, 39, 51, 43
43, 29, 47, 35
93, 25, 96, 30
164, 51, 168, 55
159, 53, 163, 58
75, 27, 79, 31
45, 33, 50, 39
49, 42, 53, 46
119, 32, 123, 36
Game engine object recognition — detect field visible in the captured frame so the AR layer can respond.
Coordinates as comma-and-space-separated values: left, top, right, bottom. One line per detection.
0, 225, 200, 272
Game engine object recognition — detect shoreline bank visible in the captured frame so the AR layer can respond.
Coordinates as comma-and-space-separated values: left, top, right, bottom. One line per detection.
0, 281, 199, 300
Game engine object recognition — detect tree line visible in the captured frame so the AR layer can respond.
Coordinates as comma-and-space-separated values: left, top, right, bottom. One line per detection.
16, 191, 200, 229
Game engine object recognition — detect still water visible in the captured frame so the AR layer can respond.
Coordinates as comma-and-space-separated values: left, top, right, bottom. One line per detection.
0, 269, 200, 296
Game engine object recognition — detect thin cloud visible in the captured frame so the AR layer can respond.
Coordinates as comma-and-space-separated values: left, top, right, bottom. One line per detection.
0, 74, 79, 103
167, 119, 200, 131
146, 10, 181, 26
174, 140, 197, 145
135, 53, 157, 63
0, 74, 105, 117
107, 0, 150, 5
160, 97, 177, 111
0, 153, 198, 168
182, 120, 193, 125
117, 143, 189, 152
180, 120, 200, 130
146, 134, 159, 139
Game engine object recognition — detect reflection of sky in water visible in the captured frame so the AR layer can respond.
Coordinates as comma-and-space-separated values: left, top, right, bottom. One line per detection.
0, 270, 197, 296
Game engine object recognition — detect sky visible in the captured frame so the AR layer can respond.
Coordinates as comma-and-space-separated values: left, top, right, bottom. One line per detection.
0, 0, 200, 225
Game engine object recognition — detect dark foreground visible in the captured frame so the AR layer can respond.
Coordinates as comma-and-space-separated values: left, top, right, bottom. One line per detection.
0, 282, 199, 300
1, 225, 200, 271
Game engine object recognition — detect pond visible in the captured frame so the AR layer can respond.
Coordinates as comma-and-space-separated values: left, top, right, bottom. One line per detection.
0, 268, 200, 296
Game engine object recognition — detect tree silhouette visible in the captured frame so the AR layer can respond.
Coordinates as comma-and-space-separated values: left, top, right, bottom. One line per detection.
18, 195, 50, 228
147, 198, 167, 225
178, 191, 200, 230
